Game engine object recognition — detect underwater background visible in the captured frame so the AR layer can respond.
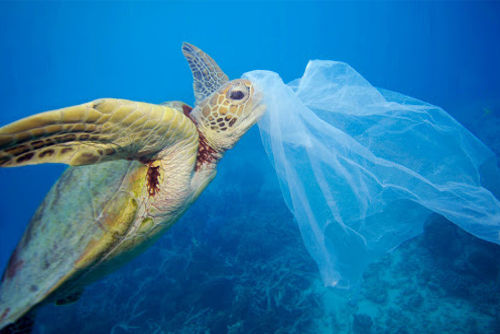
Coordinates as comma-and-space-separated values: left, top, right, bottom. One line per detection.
0, 1, 499, 333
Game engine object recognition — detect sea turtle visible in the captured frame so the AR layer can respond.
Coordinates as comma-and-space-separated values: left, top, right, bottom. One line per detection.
0, 43, 265, 333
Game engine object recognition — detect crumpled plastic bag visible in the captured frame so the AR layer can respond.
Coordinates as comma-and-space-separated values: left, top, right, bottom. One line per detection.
243, 60, 500, 288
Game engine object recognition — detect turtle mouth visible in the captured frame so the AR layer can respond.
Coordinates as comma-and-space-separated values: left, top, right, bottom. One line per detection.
252, 102, 266, 123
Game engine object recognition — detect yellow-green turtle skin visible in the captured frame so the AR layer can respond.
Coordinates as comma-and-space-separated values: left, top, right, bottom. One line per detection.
0, 43, 264, 330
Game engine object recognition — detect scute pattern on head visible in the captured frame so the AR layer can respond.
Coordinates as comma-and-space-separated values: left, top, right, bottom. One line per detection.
190, 78, 264, 153
199, 80, 254, 133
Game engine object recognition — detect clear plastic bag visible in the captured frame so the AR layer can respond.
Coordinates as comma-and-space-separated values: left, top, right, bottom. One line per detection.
243, 61, 500, 288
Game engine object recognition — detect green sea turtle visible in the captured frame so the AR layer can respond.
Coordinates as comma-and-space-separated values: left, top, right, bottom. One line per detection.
0, 43, 265, 333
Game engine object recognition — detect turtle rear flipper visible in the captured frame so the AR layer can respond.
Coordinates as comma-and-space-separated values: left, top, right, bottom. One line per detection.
0, 98, 198, 167
0, 311, 35, 334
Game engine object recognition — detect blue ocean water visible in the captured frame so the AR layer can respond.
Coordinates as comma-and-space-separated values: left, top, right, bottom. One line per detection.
0, 1, 499, 333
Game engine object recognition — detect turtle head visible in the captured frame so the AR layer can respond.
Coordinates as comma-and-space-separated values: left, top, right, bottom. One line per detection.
182, 42, 265, 153
191, 79, 264, 152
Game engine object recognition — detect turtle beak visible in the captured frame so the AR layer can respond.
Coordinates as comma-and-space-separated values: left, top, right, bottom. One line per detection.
250, 88, 266, 124
253, 101, 266, 123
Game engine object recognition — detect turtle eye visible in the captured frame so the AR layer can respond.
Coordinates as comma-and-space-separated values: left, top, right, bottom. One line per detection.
227, 85, 249, 102
230, 90, 245, 100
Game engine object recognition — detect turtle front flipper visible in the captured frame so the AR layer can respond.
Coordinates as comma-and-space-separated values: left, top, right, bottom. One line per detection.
182, 42, 229, 105
0, 98, 198, 167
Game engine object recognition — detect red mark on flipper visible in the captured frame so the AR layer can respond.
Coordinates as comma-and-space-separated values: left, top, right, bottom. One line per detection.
4, 249, 24, 280
147, 163, 160, 197
0, 308, 10, 323
182, 104, 193, 116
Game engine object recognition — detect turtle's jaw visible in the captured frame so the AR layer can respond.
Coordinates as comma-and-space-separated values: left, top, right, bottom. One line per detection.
251, 97, 266, 124
235, 89, 266, 133
235, 99, 265, 138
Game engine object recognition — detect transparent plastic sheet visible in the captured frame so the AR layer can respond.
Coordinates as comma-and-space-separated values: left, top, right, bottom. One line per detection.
243, 61, 500, 288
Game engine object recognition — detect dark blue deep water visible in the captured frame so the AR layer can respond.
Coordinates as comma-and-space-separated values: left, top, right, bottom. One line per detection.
1, 1, 499, 333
